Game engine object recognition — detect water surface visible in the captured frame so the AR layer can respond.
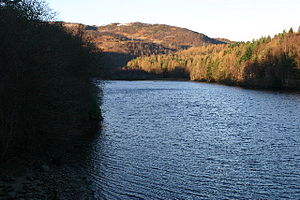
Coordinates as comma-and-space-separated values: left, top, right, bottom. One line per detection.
90, 81, 300, 199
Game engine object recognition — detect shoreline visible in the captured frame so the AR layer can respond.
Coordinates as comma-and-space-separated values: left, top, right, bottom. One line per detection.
106, 78, 300, 92
0, 132, 99, 200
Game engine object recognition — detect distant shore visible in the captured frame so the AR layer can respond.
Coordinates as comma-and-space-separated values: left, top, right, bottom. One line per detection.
108, 76, 300, 90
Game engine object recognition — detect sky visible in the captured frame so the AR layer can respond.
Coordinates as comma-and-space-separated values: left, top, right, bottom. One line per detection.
47, 0, 300, 41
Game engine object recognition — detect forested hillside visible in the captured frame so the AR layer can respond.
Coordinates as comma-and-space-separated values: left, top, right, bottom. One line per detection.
60, 22, 227, 76
0, 0, 102, 160
126, 30, 300, 89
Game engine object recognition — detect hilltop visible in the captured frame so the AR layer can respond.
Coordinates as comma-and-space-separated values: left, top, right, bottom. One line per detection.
60, 22, 228, 76
97, 22, 225, 50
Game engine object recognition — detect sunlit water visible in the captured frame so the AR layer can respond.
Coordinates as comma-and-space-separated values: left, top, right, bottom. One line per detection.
89, 81, 300, 199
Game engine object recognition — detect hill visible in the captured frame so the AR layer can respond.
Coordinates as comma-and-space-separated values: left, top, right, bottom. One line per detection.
126, 31, 300, 89
60, 22, 227, 76
97, 22, 225, 50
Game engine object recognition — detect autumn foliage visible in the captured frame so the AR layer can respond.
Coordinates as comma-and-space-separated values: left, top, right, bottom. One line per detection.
126, 31, 300, 89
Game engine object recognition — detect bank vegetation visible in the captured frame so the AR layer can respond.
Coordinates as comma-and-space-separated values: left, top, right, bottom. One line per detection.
126, 29, 300, 89
0, 0, 102, 160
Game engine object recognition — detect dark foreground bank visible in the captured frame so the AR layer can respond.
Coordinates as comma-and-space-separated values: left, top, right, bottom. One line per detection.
0, 130, 99, 200
0, 1, 103, 199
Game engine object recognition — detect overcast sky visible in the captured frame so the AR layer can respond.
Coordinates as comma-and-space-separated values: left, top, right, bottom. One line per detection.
47, 0, 300, 41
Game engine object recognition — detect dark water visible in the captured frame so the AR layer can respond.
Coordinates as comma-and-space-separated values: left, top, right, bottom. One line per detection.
90, 81, 300, 199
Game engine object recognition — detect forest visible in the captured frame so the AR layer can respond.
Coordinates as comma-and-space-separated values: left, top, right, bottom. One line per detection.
0, 0, 102, 160
126, 29, 300, 89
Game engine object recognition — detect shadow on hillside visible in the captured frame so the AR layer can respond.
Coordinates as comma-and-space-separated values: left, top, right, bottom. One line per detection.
100, 52, 136, 78
100, 52, 190, 80
242, 54, 300, 89
111, 66, 189, 80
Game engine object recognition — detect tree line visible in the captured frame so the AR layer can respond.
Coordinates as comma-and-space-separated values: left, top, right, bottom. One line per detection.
0, 0, 103, 160
126, 29, 300, 89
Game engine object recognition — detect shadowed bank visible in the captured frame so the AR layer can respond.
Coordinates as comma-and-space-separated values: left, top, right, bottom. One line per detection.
0, 1, 103, 199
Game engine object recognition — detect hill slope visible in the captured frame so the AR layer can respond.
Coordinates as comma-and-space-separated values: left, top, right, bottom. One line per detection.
97, 22, 225, 51
60, 22, 227, 75
126, 32, 300, 89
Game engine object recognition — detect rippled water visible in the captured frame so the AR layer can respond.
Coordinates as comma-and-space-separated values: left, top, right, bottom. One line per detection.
90, 81, 300, 199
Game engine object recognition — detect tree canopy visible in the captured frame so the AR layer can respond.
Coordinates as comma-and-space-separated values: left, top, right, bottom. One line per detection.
0, 0, 102, 159
126, 31, 300, 89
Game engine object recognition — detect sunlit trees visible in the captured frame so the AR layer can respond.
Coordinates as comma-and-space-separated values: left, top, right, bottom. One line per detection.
126, 31, 300, 89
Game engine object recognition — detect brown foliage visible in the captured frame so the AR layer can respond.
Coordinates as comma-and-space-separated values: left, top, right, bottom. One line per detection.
59, 22, 228, 76
127, 32, 300, 89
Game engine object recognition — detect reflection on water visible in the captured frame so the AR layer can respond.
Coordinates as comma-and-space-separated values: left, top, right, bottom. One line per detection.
90, 81, 300, 199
